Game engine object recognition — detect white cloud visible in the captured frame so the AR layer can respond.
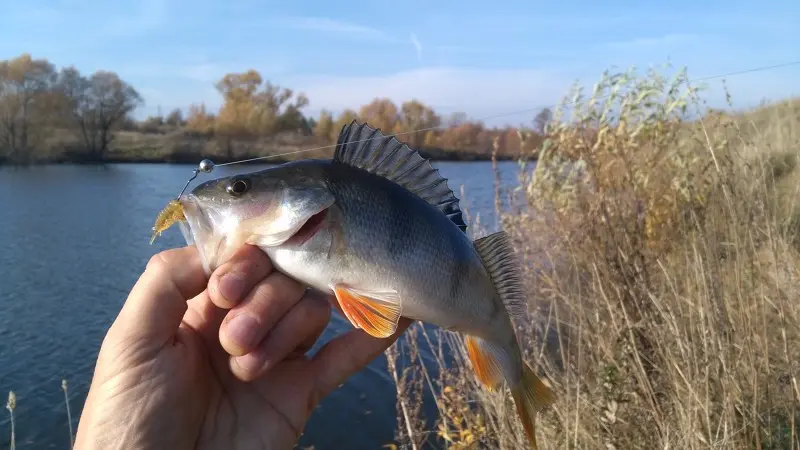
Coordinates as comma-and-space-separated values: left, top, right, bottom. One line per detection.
116, 59, 290, 85
410, 33, 423, 63
269, 16, 390, 40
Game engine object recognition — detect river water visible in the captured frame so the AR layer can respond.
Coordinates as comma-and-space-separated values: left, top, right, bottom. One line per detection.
0, 160, 529, 449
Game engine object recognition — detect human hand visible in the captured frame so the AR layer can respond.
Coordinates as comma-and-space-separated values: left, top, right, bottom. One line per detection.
74, 244, 411, 449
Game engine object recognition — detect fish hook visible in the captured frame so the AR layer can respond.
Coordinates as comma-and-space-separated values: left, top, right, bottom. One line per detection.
176, 159, 215, 199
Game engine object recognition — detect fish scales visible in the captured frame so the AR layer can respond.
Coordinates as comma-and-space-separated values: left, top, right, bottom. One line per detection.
284, 160, 505, 336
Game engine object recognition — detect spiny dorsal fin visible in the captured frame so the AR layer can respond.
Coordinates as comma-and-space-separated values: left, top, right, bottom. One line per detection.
473, 231, 528, 320
334, 120, 467, 233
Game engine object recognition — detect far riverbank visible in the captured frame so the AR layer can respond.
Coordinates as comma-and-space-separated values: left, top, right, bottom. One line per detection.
0, 128, 536, 166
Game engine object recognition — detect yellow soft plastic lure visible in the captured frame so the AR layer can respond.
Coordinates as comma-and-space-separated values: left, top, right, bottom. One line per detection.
150, 199, 185, 244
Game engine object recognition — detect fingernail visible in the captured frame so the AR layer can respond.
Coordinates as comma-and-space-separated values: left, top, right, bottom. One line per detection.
226, 314, 260, 349
219, 272, 247, 304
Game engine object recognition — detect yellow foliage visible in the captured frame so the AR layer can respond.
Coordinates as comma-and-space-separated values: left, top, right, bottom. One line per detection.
186, 103, 216, 135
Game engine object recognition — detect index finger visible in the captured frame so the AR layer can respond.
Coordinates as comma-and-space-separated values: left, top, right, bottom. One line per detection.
310, 317, 412, 397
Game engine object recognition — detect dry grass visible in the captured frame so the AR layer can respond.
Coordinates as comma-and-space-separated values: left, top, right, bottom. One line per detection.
384, 67, 800, 449
4, 379, 75, 449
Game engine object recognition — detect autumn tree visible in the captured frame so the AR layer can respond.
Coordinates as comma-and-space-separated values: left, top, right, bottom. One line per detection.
397, 100, 440, 147
439, 121, 485, 151
0, 53, 57, 161
314, 109, 335, 142
213, 70, 310, 138
503, 127, 522, 154
423, 130, 438, 147
165, 108, 185, 127
358, 98, 398, 134
533, 107, 552, 134
57, 67, 143, 159
0, 52, 540, 164
444, 112, 469, 127
139, 115, 164, 133
186, 103, 215, 135
267, 86, 310, 134
214, 70, 261, 137
331, 109, 360, 140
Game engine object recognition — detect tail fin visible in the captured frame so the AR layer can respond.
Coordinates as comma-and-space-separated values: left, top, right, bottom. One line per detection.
510, 362, 556, 450
472, 232, 555, 447
464, 335, 556, 449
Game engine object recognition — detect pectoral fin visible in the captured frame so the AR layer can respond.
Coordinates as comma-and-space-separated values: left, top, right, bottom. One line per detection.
332, 284, 402, 338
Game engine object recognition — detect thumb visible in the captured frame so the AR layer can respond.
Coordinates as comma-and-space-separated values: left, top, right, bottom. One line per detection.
113, 246, 208, 343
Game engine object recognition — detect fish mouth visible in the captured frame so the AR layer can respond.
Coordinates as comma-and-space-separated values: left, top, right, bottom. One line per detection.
178, 195, 211, 239
284, 207, 329, 247
178, 194, 221, 274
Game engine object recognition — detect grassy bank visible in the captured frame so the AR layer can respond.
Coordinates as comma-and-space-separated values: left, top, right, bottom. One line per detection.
1, 127, 518, 166
384, 68, 800, 449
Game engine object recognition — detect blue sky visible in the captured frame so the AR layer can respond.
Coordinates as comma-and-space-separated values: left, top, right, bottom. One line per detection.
1, 0, 798, 126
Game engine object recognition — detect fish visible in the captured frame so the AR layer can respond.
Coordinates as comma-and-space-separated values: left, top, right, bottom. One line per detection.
154, 121, 556, 449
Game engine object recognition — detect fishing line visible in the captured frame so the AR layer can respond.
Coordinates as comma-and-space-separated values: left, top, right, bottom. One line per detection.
170, 59, 800, 199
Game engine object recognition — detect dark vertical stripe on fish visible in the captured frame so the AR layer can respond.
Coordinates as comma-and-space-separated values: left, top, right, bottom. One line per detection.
447, 228, 469, 303
387, 188, 408, 261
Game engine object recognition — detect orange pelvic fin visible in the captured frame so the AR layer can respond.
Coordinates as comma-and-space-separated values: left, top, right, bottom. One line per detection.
332, 284, 402, 338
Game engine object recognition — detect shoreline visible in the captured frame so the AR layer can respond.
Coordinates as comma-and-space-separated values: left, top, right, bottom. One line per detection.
0, 129, 535, 167
0, 157, 527, 167
0, 149, 531, 167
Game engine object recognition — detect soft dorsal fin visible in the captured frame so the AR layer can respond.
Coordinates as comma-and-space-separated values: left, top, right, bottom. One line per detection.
473, 231, 528, 320
333, 121, 467, 233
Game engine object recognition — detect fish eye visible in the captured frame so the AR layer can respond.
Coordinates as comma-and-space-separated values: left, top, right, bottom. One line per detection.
226, 177, 251, 196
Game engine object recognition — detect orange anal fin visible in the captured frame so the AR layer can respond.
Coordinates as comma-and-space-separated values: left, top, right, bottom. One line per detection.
332, 284, 402, 339
464, 335, 507, 392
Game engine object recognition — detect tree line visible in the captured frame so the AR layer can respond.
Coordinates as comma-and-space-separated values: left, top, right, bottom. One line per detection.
0, 53, 550, 164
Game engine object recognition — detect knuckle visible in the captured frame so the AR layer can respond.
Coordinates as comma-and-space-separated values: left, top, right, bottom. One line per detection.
146, 250, 173, 273
216, 249, 272, 283
235, 258, 264, 280
269, 272, 304, 298
254, 275, 281, 300
289, 295, 330, 332
146, 246, 190, 272
305, 293, 331, 319
297, 299, 317, 323
235, 245, 272, 271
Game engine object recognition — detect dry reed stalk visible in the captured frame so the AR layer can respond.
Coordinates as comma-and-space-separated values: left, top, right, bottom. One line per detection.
6, 391, 16, 450
62, 379, 74, 448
